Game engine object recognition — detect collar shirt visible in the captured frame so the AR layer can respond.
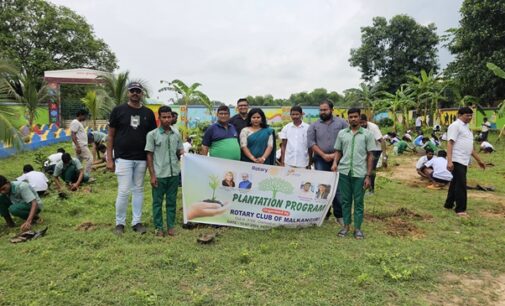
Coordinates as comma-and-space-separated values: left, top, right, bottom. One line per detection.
334, 127, 375, 178
202, 122, 238, 146
307, 117, 348, 154
145, 126, 183, 178
425, 157, 453, 181
279, 122, 310, 167
364, 121, 383, 151
17, 171, 48, 192
447, 119, 473, 166
9, 181, 43, 209
482, 121, 491, 132
416, 156, 430, 169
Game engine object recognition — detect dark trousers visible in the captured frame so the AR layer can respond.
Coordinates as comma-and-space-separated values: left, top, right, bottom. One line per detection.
0, 194, 40, 220
152, 176, 179, 230
444, 162, 467, 213
313, 155, 342, 219
370, 150, 382, 192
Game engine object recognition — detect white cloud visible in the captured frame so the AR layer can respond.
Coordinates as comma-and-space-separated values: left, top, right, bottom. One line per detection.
48, 0, 463, 103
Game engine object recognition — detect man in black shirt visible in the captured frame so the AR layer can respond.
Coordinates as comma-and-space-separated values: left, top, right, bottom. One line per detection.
229, 98, 249, 136
107, 82, 157, 235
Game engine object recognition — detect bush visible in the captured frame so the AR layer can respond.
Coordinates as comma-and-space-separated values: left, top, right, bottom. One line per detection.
378, 117, 394, 127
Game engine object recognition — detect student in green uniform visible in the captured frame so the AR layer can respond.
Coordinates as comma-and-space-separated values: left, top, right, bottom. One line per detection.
393, 136, 416, 155
0, 175, 43, 231
331, 108, 375, 240
53, 153, 89, 191
145, 106, 184, 237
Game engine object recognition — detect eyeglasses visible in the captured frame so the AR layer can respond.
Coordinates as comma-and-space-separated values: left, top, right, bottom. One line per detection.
129, 88, 142, 94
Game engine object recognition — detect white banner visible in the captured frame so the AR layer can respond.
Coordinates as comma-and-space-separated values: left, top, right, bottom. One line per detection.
182, 155, 338, 230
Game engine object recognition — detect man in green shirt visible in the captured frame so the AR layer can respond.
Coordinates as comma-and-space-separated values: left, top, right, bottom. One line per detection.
200, 105, 241, 160
146, 106, 184, 237
53, 153, 89, 192
0, 175, 43, 231
331, 108, 374, 239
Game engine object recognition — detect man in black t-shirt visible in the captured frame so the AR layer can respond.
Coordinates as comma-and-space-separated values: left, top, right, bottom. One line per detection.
107, 82, 157, 235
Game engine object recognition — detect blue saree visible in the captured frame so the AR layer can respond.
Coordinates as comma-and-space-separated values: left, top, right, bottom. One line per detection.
241, 127, 276, 165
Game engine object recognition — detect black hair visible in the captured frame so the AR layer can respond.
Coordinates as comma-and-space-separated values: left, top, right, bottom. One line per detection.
437, 150, 447, 158
319, 99, 334, 109
88, 133, 95, 143
57, 148, 65, 153
62, 153, 71, 163
97, 144, 106, 152
217, 105, 230, 113
457, 107, 473, 115
237, 98, 248, 105
483, 117, 488, 121
290, 105, 303, 114
422, 137, 430, 142
23, 164, 34, 173
425, 148, 434, 154
246, 108, 268, 128
360, 114, 368, 121
158, 105, 173, 117
76, 109, 89, 117
348, 108, 361, 115
0, 175, 7, 188
172, 112, 178, 117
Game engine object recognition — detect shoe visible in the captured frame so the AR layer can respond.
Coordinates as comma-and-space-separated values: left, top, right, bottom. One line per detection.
132, 223, 147, 234
154, 229, 164, 237
354, 229, 365, 240
337, 227, 349, 237
115, 224, 125, 235
167, 228, 175, 236
426, 184, 442, 190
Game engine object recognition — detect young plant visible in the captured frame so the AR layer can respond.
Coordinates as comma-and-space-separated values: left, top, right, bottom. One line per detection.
208, 175, 219, 201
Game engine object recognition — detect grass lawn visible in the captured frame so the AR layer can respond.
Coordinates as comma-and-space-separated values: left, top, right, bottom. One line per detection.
0, 135, 504, 305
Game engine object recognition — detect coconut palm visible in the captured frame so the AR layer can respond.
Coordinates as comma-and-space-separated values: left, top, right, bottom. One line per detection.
6, 72, 49, 130
159, 79, 212, 131
0, 59, 23, 147
81, 89, 113, 130
98, 71, 150, 106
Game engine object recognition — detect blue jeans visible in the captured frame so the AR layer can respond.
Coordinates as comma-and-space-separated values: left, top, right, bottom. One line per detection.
114, 158, 147, 226
313, 154, 342, 219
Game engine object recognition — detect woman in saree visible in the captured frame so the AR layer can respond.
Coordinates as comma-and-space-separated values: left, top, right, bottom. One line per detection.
240, 108, 276, 165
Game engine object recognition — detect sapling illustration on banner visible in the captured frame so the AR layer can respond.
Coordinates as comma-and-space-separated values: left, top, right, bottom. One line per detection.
258, 177, 294, 199
205, 175, 222, 205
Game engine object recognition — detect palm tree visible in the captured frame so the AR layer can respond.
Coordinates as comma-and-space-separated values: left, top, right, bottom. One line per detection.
98, 71, 150, 106
6, 72, 49, 130
380, 85, 416, 131
159, 79, 212, 131
0, 59, 23, 147
81, 89, 113, 130
407, 69, 438, 123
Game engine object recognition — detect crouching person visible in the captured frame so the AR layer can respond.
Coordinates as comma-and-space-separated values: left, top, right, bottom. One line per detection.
145, 106, 184, 237
0, 175, 43, 231
53, 153, 89, 191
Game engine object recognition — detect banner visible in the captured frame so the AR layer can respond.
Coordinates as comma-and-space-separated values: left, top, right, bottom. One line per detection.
182, 155, 338, 229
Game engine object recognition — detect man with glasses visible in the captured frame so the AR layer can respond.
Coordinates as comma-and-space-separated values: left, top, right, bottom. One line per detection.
230, 98, 249, 136
107, 82, 157, 235
201, 105, 241, 160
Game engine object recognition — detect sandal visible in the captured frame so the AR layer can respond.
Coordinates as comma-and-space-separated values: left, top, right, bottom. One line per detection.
456, 212, 468, 217
354, 229, 365, 240
337, 228, 349, 237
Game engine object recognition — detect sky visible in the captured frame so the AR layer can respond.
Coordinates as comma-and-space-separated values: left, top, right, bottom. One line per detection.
49, 0, 463, 105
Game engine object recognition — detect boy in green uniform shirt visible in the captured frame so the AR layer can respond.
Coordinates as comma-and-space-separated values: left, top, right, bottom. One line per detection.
146, 106, 184, 237
331, 108, 375, 239
0, 175, 43, 231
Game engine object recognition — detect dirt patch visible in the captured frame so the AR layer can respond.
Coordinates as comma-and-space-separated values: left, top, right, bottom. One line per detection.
468, 191, 505, 205
366, 207, 431, 238
384, 218, 424, 238
76, 221, 97, 231
426, 272, 505, 305
480, 203, 505, 219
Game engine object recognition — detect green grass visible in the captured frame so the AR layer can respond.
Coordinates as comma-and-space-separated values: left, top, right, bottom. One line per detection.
0, 136, 504, 305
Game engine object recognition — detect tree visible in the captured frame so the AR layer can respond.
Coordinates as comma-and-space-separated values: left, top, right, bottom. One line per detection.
446, 0, 505, 103
0, 59, 23, 147
81, 90, 113, 130
486, 62, 505, 141
349, 15, 439, 93
258, 178, 294, 199
159, 79, 212, 131
98, 71, 150, 106
0, 0, 117, 80
6, 72, 49, 129
379, 85, 415, 131
406, 69, 447, 123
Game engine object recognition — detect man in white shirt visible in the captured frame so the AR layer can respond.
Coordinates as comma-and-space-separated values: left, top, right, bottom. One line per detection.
360, 114, 387, 193
415, 115, 423, 133
279, 106, 311, 168
425, 150, 452, 188
480, 117, 491, 141
183, 137, 193, 154
17, 164, 48, 196
416, 148, 434, 179
445, 107, 486, 216
70, 109, 93, 177
44, 148, 65, 174
479, 141, 494, 153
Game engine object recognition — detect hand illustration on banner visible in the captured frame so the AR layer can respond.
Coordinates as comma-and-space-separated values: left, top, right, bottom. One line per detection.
187, 201, 229, 220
